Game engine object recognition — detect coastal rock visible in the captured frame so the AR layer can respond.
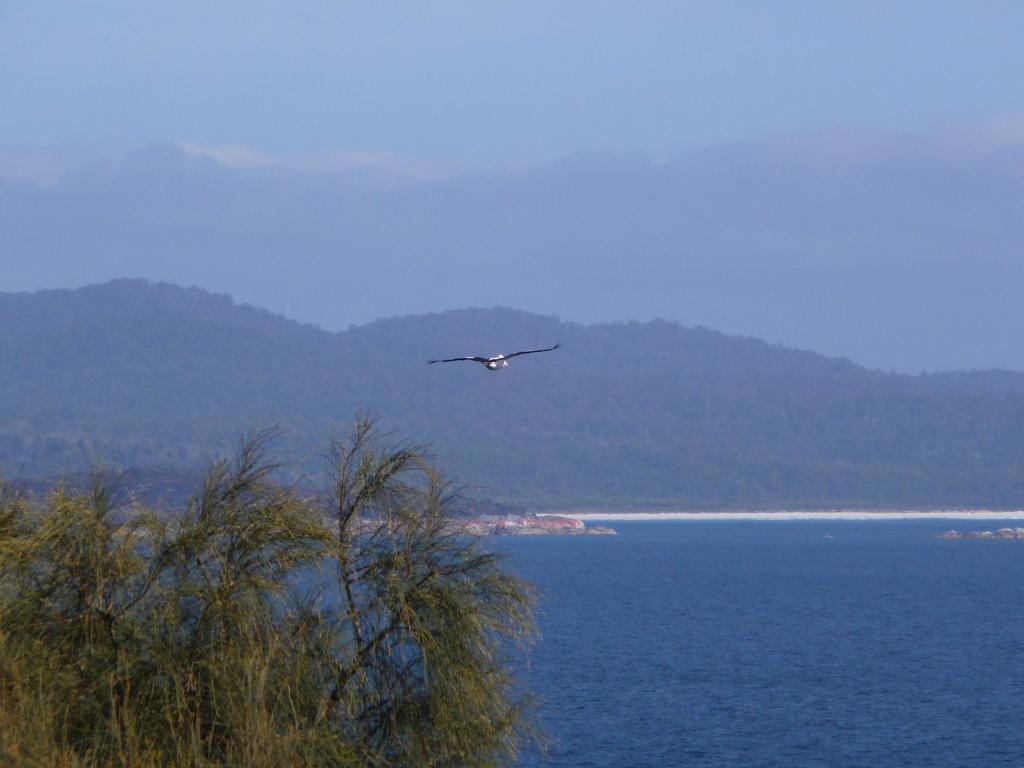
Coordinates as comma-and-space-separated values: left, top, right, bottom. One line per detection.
494, 515, 586, 536
442, 513, 619, 536
447, 513, 593, 536
937, 528, 1024, 540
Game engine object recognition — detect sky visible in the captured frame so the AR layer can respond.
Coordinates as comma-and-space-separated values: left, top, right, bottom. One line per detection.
3, 2, 1024, 164
2, 2, 1024, 372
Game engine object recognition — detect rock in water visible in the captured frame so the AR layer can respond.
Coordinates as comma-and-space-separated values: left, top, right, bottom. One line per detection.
937, 527, 1024, 540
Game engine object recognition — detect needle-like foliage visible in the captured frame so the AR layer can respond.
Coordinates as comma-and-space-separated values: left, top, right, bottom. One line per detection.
0, 421, 536, 766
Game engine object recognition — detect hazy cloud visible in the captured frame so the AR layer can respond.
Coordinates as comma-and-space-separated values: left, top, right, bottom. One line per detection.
174, 142, 474, 184
3, 123, 1024, 373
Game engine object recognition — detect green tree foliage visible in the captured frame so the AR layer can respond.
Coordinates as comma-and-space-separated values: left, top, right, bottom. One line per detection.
0, 420, 536, 766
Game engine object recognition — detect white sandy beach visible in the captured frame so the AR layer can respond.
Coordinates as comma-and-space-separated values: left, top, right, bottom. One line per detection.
541, 510, 1024, 522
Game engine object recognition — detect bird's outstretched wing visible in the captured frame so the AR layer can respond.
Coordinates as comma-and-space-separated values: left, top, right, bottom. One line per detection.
502, 342, 560, 360
428, 356, 490, 364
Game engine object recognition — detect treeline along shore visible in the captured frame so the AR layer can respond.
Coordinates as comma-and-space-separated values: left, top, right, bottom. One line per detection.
4, 280, 1024, 510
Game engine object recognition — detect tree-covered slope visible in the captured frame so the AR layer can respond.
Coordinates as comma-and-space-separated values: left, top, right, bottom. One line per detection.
3, 280, 1024, 508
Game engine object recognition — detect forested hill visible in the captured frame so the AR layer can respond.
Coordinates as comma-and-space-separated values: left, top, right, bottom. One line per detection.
4, 279, 1024, 509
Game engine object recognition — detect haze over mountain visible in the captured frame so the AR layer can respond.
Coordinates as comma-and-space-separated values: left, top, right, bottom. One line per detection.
3, 280, 1024, 509
4, 125, 1024, 373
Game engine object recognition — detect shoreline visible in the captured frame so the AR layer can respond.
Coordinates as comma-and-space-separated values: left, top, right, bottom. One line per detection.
539, 510, 1024, 522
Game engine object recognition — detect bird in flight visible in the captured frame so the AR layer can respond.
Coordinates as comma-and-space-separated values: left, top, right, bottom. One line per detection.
429, 343, 560, 371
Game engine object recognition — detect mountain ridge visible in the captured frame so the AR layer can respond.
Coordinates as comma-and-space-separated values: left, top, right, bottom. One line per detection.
3, 280, 1024, 509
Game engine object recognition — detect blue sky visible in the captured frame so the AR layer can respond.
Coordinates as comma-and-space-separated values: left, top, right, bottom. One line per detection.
2, 1, 1023, 163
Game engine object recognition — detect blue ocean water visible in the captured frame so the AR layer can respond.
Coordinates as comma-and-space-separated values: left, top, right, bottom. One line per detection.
494, 521, 1024, 767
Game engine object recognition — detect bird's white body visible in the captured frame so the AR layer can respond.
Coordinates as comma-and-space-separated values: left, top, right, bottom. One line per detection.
428, 342, 559, 370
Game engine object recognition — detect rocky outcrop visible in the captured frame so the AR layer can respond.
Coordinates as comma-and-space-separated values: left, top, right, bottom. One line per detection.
351, 513, 615, 537
937, 527, 1024, 539
447, 514, 616, 536
491, 514, 584, 536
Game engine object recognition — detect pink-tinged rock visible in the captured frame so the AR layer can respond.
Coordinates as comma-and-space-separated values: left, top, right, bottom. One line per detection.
530, 515, 585, 531
493, 514, 586, 535
446, 513, 596, 536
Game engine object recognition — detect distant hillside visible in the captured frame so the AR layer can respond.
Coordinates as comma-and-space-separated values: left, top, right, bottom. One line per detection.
3, 280, 1024, 509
